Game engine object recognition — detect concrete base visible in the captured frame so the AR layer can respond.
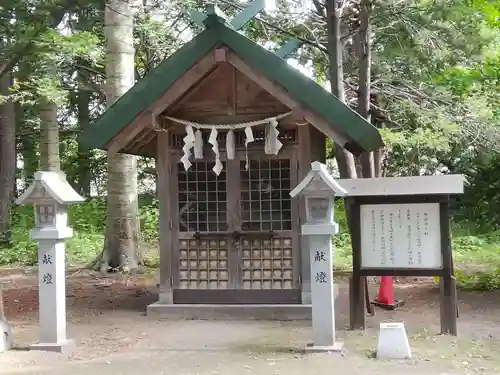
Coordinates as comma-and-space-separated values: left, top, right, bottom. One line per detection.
0, 320, 13, 353
30, 339, 74, 355
147, 303, 313, 320
376, 322, 411, 360
304, 342, 344, 353
148, 284, 340, 320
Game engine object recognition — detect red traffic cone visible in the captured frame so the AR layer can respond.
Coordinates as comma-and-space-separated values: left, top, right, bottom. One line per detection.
376, 276, 394, 305
371, 276, 404, 310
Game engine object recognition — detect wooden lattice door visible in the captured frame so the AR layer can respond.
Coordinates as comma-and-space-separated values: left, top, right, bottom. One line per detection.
172, 152, 300, 304
236, 155, 301, 303
173, 159, 234, 303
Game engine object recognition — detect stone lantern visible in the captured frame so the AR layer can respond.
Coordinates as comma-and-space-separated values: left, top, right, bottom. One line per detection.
16, 171, 84, 353
290, 161, 347, 352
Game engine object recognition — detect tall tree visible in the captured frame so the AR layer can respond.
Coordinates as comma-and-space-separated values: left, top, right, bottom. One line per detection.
0, 73, 16, 247
100, 0, 140, 272
355, 0, 375, 178
324, 0, 358, 179
75, 69, 93, 196
39, 95, 60, 172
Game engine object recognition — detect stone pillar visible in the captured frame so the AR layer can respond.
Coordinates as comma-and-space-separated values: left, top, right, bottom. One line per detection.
303, 223, 343, 353
309, 235, 336, 349
289, 161, 347, 353
300, 236, 312, 304
32, 240, 69, 351
15, 171, 84, 354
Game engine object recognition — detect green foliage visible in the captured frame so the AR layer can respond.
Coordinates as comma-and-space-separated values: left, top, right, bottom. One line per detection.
0, 197, 160, 267
332, 200, 353, 270
1, 0, 500, 292
4, 194, 500, 292
0, 227, 38, 265
447, 232, 500, 290
451, 153, 500, 230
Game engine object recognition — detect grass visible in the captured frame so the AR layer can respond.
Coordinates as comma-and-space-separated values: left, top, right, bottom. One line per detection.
3, 198, 500, 290
6, 225, 500, 290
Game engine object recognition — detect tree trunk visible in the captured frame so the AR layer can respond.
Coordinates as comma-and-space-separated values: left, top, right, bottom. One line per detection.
326, 0, 357, 179
18, 103, 38, 185
356, 0, 375, 178
76, 71, 92, 196
0, 72, 16, 247
39, 97, 60, 172
373, 147, 384, 177
100, 0, 140, 272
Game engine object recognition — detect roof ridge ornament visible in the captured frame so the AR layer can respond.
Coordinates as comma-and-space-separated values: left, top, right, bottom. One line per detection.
203, 3, 233, 29
185, 0, 302, 59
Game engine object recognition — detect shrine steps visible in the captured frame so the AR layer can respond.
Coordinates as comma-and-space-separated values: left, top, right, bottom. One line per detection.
146, 284, 339, 321
146, 303, 313, 320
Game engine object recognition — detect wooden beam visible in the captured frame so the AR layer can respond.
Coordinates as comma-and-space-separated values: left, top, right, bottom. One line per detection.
185, 8, 207, 29
128, 127, 156, 154
161, 112, 293, 125
167, 53, 234, 114
157, 131, 174, 304
135, 130, 159, 155
106, 52, 217, 154
226, 52, 349, 147
205, 4, 230, 22
275, 38, 302, 59
214, 47, 227, 62
137, 132, 157, 156
230, 0, 265, 30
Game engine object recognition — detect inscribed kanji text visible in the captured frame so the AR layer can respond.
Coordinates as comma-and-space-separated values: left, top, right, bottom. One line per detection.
314, 251, 326, 262
42, 253, 52, 264
315, 271, 327, 284
42, 273, 53, 284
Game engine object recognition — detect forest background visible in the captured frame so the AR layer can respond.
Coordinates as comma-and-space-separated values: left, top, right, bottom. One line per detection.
0, 0, 499, 290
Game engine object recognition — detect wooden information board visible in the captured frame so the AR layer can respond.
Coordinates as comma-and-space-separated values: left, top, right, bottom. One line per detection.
360, 203, 441, 269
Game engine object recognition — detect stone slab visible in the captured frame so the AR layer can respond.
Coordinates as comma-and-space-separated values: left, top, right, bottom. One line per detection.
147, 303, 312, 320
304, 342, 344, 353
147, 286, 339, 321
30, 339, 75, 355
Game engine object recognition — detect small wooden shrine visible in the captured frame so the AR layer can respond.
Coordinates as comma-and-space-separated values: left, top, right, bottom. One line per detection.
80, 4, 383, 310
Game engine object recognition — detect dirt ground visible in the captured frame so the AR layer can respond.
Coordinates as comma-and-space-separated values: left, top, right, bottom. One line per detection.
1, 267, 500, 375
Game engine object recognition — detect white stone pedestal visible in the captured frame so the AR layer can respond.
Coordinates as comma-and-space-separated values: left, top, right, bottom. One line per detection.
303, 231, 343, 353
15, 171, 84, 354
376, 322, 411, 360
30, 239, 73, 354
0, 320, 12, 353
289, 161, 348, 353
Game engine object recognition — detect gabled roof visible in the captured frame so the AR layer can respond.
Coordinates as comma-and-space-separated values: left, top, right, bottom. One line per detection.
79, 15, 383, 154
290, 161, 348, 198
16, 171, 85, 205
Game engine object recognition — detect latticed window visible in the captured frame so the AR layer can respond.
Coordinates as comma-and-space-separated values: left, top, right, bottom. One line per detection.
37, 204, 54, 224
177, 161, 227, 232
240, 159, 292, 231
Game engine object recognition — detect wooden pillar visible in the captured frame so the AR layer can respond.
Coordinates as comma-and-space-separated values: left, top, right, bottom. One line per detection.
297, 125, 312, 303
226, 157, 241, 290
349, 200, 365, 329
439, 199, 457, 335
157, 132, 173, 304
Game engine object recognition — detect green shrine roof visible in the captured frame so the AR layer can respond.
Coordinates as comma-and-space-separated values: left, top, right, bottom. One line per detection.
79, 14, 383, 154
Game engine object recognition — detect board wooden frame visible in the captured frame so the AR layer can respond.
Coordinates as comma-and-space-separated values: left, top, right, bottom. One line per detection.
349, 194, 457, 336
